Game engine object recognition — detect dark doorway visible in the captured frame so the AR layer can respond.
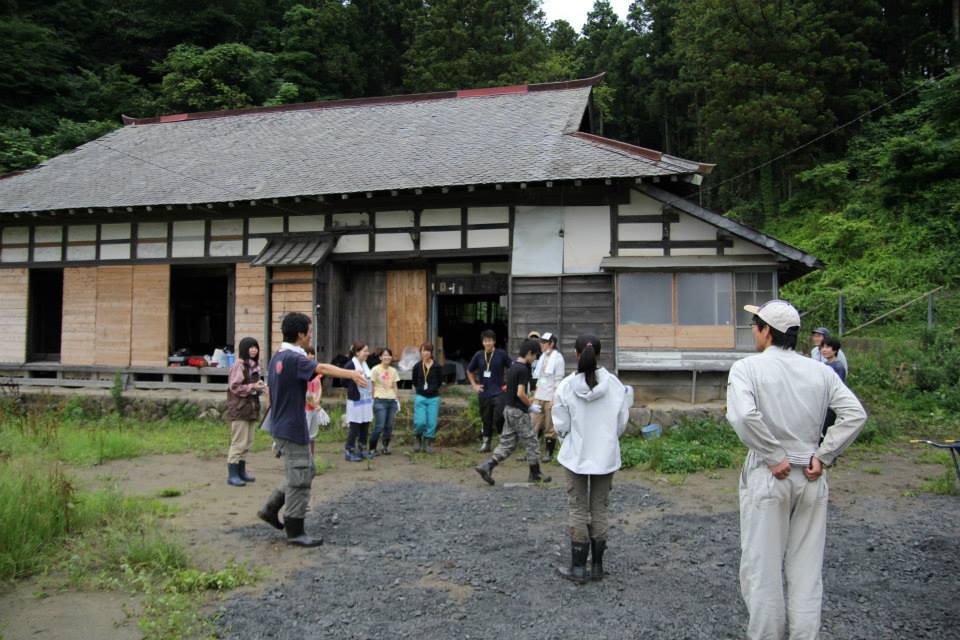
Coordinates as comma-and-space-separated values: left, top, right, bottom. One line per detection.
28, 268, 63, 361
436, 295, 507, 381
170, 266, 234, 356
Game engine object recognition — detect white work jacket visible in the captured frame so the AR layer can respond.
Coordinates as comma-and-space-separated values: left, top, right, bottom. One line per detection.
726, 346, 866, 467
534, 349, 566, 402
552, 367, 633, 475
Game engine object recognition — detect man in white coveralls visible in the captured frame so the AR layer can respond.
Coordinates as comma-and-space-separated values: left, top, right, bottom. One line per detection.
726, 300, 867, 639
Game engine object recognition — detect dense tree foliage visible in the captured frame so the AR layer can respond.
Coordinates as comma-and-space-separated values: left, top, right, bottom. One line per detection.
0, 0, 957, 295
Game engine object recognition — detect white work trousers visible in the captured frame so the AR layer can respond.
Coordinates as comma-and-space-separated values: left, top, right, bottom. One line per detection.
739, 460, 828, 640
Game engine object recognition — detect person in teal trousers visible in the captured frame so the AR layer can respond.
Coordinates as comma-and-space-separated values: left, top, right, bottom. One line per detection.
411, 341, 443, 453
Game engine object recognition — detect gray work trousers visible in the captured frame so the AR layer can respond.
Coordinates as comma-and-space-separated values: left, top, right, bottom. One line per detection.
275, 438, 316, 519
493, 406, 540, 465
565, 468, 614, 543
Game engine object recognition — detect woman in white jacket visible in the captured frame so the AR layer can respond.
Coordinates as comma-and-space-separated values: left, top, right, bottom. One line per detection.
552, 335, 633, 584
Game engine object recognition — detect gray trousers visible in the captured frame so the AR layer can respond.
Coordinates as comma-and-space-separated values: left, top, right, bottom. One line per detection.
493, 406, 540, 465
275, 438, 316, 519
565, 468, 614, 543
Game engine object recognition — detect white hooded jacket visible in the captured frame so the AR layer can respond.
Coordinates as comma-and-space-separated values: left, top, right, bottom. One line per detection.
552, 367, 633, 475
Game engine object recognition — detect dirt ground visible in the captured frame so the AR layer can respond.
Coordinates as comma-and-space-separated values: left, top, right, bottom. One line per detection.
0, 441, 956, 639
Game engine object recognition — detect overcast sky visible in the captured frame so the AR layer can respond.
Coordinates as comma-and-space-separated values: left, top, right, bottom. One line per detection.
540, 0, 631, 32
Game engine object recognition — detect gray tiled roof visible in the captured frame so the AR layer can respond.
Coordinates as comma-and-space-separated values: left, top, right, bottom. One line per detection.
251, 235, 333, 267
0, 81, 706, 214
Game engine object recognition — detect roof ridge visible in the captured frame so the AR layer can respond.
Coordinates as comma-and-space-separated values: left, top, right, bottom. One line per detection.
122, 74, 606, 127
570, 131, 714, 175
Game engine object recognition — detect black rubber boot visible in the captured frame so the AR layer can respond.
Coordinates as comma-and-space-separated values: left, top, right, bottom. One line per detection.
557, 541, 590, 584
545, 439, 556, 462
475, 458, 498, 485
424, 438, 435, 454
528, 463, 552, 483
227, 463, 246, 487
237, 460, 255, 483
413, 435, 422, 452
381, 439, 391, 455
257, 490, 285, 530
368, 436, 380, 455
590, 538, 607, 581
284, 517, 323, 547
479, 437, 491, 453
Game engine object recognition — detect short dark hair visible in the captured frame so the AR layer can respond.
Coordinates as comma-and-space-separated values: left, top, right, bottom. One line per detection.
349, 340, 367, 357
480, 329, 496, 341
420, 342, 434, 354
518, 338, 540, 358
304, 345, 316, 356
753, 316, 798, 351
822, 336, 841, 352
281, 312, 311, 343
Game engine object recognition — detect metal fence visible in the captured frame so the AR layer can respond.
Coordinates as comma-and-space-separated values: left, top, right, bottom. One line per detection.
798, 287, 960, 338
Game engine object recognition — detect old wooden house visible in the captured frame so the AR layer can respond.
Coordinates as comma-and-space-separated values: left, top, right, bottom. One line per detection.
0, 75, 820, 400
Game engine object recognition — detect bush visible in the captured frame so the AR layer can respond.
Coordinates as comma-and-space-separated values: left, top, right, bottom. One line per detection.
166, 401, 199, 422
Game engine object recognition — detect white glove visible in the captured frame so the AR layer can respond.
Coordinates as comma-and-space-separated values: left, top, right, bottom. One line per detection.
317, 408, 331, 427
395, 399, 401, 413
529, 403, 543, 414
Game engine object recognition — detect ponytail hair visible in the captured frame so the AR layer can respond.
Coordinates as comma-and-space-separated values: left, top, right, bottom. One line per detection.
575, 334, 601, 389
349, 340, 367, 357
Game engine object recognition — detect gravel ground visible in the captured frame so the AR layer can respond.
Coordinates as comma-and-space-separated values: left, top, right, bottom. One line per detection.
217, 479, 958, 640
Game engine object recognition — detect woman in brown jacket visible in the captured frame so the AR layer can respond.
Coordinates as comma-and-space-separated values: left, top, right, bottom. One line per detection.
226, 337, 266, 486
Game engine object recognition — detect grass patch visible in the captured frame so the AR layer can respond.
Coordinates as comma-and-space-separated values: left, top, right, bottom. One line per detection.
917, 468, 960, 496
157, 488, 183, 498
862, 466, 883, 475
621, 419, 745, 474
0, 409, 272, 466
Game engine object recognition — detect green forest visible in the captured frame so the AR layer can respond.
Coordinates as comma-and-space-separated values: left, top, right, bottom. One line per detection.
1, 0, 958, 310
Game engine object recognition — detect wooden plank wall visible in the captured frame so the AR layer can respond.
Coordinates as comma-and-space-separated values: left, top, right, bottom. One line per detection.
338, 270, 387, 354
618, 324, 735, 349
271, 267, 313, 350
235, 262, 266, 345
61, 267, 98, 365
94, 266, 134, 366
386, 270, 427, 356
130, 265, 170, 366
510, 275, 616, 371
0, 268, 28, 363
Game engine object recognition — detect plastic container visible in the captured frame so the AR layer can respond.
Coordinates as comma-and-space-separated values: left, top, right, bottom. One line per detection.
641, 423, 662, 440
226, 353, 236, 367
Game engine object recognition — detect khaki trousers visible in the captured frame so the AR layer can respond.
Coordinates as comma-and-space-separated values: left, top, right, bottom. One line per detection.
739, 459, 828, 640
275, 438, 316, 520
227, 419, 255, 464
531, 400, 556, 439
565, 468, 614, 543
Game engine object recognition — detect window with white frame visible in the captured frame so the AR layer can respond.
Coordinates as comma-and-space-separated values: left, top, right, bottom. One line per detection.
734, 272, 776, 348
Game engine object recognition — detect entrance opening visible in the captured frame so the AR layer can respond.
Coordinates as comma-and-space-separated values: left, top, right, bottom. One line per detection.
28, 268, 63, 361
170, 266, 234, 357
436, 294, 507, 383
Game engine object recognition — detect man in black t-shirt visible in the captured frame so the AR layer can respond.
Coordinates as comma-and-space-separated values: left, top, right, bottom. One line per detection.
466, 329, 512, 453
475, 339, 551, 486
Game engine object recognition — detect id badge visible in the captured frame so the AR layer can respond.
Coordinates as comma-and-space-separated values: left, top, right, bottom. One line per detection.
423, 383, 429, 391
483, 370, 492, 379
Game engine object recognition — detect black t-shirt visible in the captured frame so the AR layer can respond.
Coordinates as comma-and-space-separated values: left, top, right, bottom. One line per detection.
505, 360, 531, 412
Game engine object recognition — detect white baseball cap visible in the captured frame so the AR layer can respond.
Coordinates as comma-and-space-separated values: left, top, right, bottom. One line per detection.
743, 300, 801, 333
540, 332, 555, 342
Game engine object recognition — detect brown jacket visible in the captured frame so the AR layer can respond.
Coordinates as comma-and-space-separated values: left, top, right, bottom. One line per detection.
226, 359, 261, 421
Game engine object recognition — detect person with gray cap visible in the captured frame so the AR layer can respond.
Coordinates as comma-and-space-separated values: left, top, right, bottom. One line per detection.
810, 327, 848, 376
727, 300, 866, 639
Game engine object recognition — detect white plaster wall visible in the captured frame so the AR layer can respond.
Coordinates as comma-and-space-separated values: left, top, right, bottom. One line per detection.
332, 213, 369, 228
211, 219, 243, 235
288, 215, 325, 232
670, 214, 718, 241
249, 217, 283, 233
101, 223, 131, 240
376, 211, 415, 228
136, 223, 165, 239
621, 191, 662, 216
334, 234, 370, 253
421, 209, 461, 226
563, 206, 609, 273
247, 237, 267, 255
375, 233, 415, 252
210, 240, 243, 256
101, 243, 131, 260
618, 248, 664, 257
726, 239, 771, 255
467, 228, 509, 249
420, 230, 460, 250
512, 205, 563, 275
468, 207, 509, 225
618, 223, 662, 241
